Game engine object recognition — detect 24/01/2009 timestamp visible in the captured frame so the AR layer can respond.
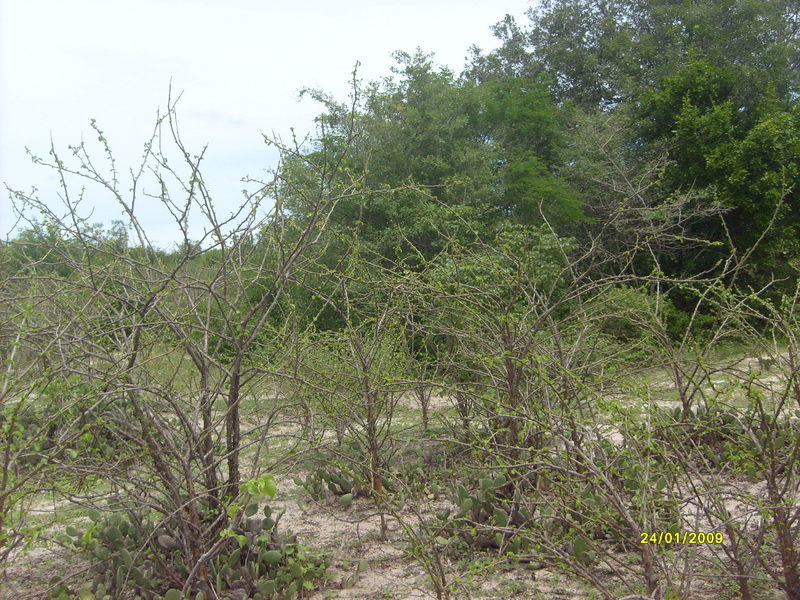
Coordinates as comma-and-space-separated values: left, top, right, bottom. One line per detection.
640, 531, 723, 544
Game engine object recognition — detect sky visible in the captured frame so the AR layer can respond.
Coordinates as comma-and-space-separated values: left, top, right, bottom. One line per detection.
0, 0, 533, 247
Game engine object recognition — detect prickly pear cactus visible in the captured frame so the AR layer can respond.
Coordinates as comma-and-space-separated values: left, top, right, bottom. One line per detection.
293, 460, 360, 505
62, 500, 328, 600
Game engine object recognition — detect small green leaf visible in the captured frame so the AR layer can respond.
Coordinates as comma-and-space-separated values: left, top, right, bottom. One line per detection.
263, 477, 277, 497
493, 507, 509, 528
258, 579, 277, 595
163, 589, 181, 600
290, 562, 303, 578
456, 484, 468, 501
262, 550, 282, 565
120, 548, 132, 567
572, 535, 591, 560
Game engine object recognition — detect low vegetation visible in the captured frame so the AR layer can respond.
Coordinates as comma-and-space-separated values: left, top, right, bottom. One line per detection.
3, 1, 800, 598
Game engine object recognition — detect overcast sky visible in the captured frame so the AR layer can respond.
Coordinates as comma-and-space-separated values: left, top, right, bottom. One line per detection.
0, 0, 532, 247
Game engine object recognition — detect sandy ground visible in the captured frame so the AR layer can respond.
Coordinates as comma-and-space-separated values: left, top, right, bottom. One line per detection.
3, 361, 790, 600
2, 474, 591, 600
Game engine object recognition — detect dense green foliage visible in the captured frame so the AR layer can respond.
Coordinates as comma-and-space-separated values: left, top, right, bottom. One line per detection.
258, 0, 800, 303
466, 0, 800, 290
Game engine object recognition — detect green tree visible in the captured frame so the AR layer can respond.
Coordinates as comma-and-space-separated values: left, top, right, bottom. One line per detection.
468, 0, 800, 286
288, 51, 578, 267
471, 0, 799, 109
480, 77, 582, 228
641, 61, 800, 284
